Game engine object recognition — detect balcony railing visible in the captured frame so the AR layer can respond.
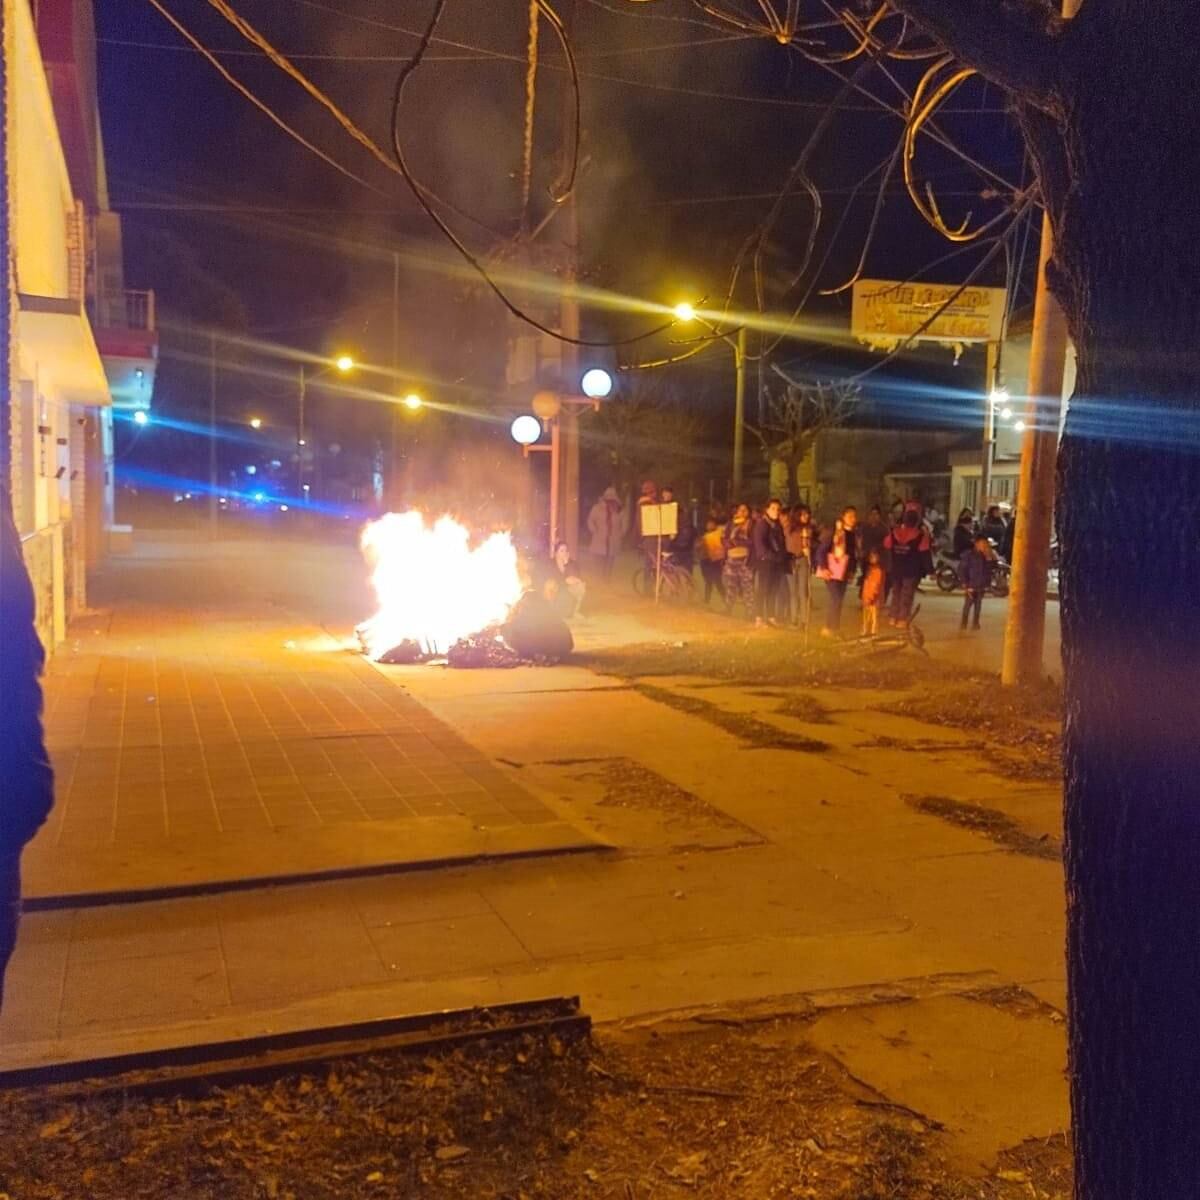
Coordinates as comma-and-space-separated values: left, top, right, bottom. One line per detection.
96, 289, 156, 333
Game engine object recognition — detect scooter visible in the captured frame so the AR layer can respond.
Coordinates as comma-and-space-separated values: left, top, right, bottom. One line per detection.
934, 547, 1011, 598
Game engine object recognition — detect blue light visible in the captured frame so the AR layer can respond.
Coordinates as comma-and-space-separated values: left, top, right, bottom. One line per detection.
253, 491, 266, 503
245, 465, 257, 475
133, 409, 149, 426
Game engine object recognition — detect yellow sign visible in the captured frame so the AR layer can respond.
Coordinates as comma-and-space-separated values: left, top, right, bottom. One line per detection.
851, 279, 1007, 347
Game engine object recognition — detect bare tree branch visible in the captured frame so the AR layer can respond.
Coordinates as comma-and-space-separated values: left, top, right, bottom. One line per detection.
885, 0, 1064, 111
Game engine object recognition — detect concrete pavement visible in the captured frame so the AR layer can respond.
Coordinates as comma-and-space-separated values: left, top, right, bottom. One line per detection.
0, 534, 1068, 1169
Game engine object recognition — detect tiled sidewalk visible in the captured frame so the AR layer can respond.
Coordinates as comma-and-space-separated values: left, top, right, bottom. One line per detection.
24, 543, 594, 900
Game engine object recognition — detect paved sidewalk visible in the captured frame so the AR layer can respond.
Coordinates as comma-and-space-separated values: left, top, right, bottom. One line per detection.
24, 540, 596, 901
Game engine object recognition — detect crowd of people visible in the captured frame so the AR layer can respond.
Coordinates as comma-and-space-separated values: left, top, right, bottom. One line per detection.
575, 482, 1013, 638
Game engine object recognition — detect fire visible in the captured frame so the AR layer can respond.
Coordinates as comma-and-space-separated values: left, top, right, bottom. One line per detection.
357, 512, 523, 659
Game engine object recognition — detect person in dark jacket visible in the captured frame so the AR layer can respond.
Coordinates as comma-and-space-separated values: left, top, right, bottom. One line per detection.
752, 498, 788, 627
883, 503, 932, 628
951, 508, 976, 558
979, 505, 1008, 547
784, 504, 814, 627
957, 534, 995, 630
858, 505, 887, 572
0, 494, 55, 1009
660, 485, 695, 571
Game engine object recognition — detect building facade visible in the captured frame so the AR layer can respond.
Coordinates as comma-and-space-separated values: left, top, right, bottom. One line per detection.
5, 0, 156, 652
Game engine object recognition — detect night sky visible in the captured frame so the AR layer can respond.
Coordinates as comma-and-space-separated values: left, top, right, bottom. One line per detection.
96, 0, 1032, 474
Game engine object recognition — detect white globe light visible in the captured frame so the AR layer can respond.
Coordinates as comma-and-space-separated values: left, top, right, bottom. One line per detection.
510, 414, 542, 446
581, 367, 614, 399
133, 409, 149, 426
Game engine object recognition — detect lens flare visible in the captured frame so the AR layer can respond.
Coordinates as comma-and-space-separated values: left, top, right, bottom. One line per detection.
357, 512, 523, 659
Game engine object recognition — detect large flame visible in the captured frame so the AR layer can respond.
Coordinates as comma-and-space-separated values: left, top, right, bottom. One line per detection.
358, 511, 523, 659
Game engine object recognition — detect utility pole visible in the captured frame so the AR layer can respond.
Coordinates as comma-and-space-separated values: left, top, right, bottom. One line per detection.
981, 340, 999, 510
1000, 215, 1068, 685
1001, 0, 1081, 687
732, 326, 747, 495
208, 330, 218, 539
297, 363, 306, 501
560, 190, 580, 558
558, 0, 581, 557
389, 248, 400, 510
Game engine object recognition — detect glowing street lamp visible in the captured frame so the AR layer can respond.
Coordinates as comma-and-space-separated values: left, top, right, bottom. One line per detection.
672, 301, 697, 323
249, 417, 263, 430
335, 354, 355, 373
402, 392, 423, 411
133, 409, 149, 426
580, 368, 614, 400
510, 414, 542, 446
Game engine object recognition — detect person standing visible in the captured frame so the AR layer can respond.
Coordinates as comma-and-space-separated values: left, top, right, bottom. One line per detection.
660, 485, 695, 574
785, 504, 814, 627
979, 504, 1008, 547
698, 516, 726, 606
721, 503, 755, 619
0, 494, 55, 1009
752, 498, 788, 628
883, 503, 932, 628
957, 534, 995, 630
816, 506, 859, 637
860, 549, 886, 636
858, 505, 887, 587
952, 508, 977, 558
586, 487, 627, 579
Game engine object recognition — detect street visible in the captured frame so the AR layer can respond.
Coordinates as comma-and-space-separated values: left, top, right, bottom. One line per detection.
1, 535, 1067, 1175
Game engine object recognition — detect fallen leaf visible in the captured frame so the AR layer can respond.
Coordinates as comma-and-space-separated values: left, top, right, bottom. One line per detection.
365, 1170, 384, 1183
39, 1113, 74, 1139
435, 1145, 470, 1162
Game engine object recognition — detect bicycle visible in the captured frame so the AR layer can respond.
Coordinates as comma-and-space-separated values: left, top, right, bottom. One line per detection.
632, 552, 695, 603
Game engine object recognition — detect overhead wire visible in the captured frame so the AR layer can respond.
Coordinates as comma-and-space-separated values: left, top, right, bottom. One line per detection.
141, 0, 385, 196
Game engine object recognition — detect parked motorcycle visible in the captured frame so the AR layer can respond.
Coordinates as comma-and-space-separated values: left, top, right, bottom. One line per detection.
933, 547, 1011, 598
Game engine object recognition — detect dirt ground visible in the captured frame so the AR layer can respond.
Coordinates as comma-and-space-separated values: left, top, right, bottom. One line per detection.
0, 1019, 1071, 1200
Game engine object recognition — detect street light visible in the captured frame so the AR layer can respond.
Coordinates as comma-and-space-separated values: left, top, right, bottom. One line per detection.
510, 414, 542, 446
335, 354, 355, 373
249, 417, 262, 430
133, 409, 149, 426
672, 299, 747, 491
580, 368, 614, 400
402, 392, 423, 411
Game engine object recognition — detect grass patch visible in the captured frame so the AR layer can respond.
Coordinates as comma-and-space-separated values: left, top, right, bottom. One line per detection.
633, 682, 831, 753
588, 635, 943, 692
905, 794, 1061, 861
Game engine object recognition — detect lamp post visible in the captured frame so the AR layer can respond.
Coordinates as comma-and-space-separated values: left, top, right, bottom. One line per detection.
673, 303, 748, 494
297, 355, 353, 500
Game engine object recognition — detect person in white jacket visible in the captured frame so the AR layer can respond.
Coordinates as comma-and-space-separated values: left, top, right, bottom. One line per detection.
586, 486, 627, 578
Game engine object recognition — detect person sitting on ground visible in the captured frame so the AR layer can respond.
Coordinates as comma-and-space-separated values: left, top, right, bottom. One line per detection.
952, 508, 976, 558
957, 534, 995, 631
699, 517, 726, 606
550, 541, 586, 618
721, 502, 755, 619
506, 583, 574, 662
883, 502, 932, 628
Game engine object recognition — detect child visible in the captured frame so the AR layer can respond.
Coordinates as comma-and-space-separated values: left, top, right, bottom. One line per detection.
860, 548, 885, 635
699, 517, 726, 606
957, 534, 994, 630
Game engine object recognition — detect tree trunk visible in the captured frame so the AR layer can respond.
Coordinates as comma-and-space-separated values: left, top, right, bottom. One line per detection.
1050, 21, 1200, 1194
